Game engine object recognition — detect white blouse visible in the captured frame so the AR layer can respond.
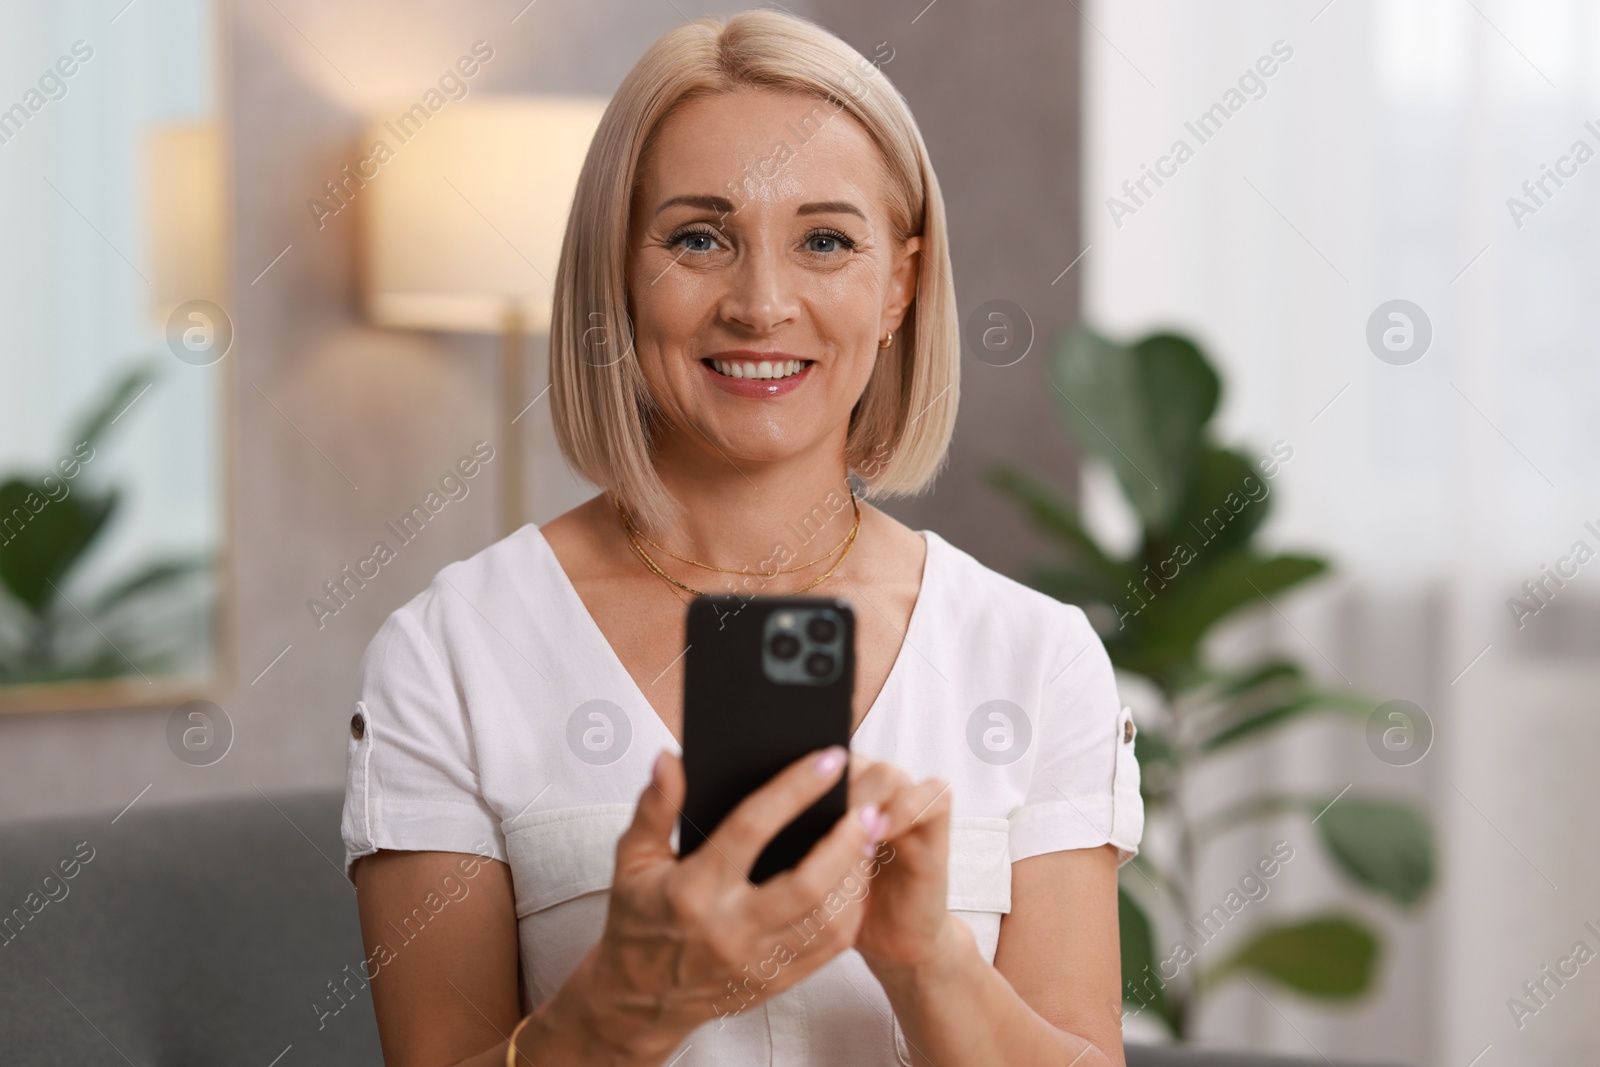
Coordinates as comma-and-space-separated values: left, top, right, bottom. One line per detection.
342, 524, 1143, 1066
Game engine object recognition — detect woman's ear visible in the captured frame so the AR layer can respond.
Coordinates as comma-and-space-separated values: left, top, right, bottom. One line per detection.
880, 234, 923, 336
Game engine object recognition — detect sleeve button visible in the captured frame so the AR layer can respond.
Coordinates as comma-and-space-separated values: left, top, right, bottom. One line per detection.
350, 712, 366, 740
1123, 718, 1135, 743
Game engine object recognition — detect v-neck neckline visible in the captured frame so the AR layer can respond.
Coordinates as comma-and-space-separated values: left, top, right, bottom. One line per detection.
527, 526, 940, 755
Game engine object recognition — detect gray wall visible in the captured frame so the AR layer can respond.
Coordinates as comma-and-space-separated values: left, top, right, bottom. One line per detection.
0, 0, 1081, 823
812, 0, 1085, 576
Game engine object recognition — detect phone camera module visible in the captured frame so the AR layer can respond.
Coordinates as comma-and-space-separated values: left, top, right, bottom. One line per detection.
805, 616, 838, 643
804, 651, 836, 678
762, 605, 846, 685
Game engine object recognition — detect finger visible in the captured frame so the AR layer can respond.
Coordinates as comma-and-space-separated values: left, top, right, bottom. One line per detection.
846, 751, 880, 784
700, 745, 849, 877
846, 760, 911, 815
616, 750, 685, 866
757, 799, 881, 924
880, 777, 952, 840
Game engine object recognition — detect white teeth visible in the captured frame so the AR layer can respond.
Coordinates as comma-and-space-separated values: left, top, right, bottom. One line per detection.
711, 359, 806, 380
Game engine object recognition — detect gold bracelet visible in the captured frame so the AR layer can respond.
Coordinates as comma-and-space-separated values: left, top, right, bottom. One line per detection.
505, 1014, 533, 1067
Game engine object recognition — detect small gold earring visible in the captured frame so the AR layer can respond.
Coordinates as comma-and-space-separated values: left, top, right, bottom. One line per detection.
878, 330, 894, 349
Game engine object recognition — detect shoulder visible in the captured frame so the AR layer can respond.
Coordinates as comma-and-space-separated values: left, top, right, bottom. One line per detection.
922, 529, 1099, 675
358, 524, 555, 682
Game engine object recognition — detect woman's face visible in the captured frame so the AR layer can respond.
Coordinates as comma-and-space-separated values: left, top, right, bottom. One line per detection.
627, 87, 921, 472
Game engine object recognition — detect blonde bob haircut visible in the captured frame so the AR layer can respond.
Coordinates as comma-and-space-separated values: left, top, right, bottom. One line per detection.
549, 8, 959, 533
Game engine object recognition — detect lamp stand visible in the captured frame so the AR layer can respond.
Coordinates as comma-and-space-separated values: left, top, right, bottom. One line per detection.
498, 304, 527, 538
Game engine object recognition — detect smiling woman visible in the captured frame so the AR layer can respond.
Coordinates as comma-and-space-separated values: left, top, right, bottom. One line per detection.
344, 10, 1140, 1067
548, 15, 960, 537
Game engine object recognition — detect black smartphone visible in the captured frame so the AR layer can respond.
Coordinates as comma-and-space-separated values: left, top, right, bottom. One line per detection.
679, 595, 855, 884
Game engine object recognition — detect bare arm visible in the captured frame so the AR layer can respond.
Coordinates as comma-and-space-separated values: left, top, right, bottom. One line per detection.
994, 845, 1127, 1060
352, 849, 539, 1067
873, 846, 1125, 1066
853, 760, 1127, 1067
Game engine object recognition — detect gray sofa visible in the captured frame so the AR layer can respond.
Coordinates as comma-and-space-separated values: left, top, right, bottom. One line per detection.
0, 792, 1396, 1066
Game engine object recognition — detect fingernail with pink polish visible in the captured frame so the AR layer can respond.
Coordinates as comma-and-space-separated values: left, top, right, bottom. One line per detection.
858, 805, 885, 857
813, 746, 847, 777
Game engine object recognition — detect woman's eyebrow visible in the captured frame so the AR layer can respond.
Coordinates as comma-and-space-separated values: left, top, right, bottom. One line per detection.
655, 194, 735, 215
653, 194, 869, 224
796, 200, 867, 220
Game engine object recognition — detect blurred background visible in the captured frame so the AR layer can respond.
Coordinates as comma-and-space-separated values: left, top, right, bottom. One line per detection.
1, 1, 1595, 1065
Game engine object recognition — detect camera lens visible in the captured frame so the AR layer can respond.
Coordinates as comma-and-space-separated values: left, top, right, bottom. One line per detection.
804, 651, 835, 678
806, 615, 838, 643
770, 633, 801, 660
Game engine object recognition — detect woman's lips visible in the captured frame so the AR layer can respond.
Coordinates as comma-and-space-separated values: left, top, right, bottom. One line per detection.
702, 358, 814, 397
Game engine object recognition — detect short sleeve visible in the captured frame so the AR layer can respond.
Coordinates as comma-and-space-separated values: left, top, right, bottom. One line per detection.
341, 601, 506, 875
1008, 605, 1143, 865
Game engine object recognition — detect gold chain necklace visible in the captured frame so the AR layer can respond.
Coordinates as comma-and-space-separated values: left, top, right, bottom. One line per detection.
617, 495, 860, 576
617, 492, 860, 599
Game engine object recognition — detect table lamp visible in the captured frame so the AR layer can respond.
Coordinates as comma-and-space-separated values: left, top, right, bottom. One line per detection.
146, 121, 226, 322
361, 95, 608, 535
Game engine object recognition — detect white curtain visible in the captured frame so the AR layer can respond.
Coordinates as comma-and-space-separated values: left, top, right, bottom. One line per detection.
1085, 1, 1600, 1063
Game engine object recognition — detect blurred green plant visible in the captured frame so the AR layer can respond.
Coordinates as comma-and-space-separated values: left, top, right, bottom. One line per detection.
990, 326, 1434, 1038
0, 362, 211, 685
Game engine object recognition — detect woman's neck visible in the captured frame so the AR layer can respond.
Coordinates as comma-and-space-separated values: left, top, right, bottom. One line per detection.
638, 433, 858, 573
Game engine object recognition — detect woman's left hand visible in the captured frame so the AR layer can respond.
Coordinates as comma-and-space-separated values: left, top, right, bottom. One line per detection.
846, 755, 957, 975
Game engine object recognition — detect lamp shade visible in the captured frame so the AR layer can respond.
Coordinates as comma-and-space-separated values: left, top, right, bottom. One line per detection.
361, 94, 607, 334
146, 121, 226, 320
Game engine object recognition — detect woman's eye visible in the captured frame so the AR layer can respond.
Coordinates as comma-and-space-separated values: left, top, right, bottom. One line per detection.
671, 229, 722, 252
804, 231, 852, 255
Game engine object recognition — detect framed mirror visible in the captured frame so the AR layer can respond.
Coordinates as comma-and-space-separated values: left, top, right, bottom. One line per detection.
0, 0, 229, 713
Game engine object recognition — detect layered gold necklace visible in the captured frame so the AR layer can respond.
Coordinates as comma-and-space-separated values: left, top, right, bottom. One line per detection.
616, 491, 861, 599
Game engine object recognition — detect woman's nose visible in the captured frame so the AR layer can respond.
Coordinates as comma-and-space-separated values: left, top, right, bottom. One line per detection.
719, 247, 799, 334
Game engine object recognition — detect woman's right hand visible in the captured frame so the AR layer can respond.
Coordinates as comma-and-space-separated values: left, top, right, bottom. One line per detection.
530, 745, 885, 1066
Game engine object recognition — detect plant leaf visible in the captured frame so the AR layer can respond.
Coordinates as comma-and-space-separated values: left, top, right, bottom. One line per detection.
1211, 659, 1306, 699
1162, 446, 1274, 560
1194, 794, 1309, 841
1118, 887, 1176, 1032
1317, 797, 1435, 906
0, 482, 119, 614
1053, 327, 1220, 530
1132, 725, 1176, 770
1119, 552, 1328, 682
1199, 689, 1372, 752
70, 360, 160, 454
986, 464, 1126, 580
1208, 915, 1379, 998
91, 554, 212, 619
